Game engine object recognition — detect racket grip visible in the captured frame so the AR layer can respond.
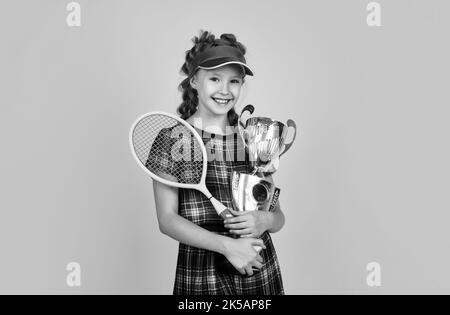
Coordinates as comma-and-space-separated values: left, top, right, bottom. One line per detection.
219, 208, 234, 219
209, 197, 233, 219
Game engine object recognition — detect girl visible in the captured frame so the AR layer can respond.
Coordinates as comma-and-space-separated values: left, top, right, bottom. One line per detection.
152, 30, 285, 295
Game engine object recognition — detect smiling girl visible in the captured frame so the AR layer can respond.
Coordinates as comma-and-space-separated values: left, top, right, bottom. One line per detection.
152, 30, 285, 295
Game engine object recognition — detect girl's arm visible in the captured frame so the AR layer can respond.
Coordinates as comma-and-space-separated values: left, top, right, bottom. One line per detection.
152, 180, 266, 275
153, 180, 227, 253
225, 204, 285, 236
264, 201, 285, 233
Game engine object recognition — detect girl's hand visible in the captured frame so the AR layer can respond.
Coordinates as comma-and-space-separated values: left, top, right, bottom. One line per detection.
223, 237, 266, 276
224, 209, 271, 238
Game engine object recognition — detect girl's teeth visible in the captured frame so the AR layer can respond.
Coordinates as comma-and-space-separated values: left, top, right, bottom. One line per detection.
213, 98, 230, 104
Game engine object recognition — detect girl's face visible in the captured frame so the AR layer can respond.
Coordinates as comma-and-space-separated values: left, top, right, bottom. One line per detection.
190, 64, 245, 118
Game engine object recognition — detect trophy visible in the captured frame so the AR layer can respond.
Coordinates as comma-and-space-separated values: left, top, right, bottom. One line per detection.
231, 105, 297, 213
217, 105, 297, 275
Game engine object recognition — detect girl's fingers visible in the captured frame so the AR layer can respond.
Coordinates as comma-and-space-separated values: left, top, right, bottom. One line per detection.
253, 260, 263, 269
224, 216, 247, 224
228, 209, 245, 217
229, 228, 251, 236
225, 222, 249, 230
252, 239, 266, 250
245, 265, 254, 277
256, 254, 264, 263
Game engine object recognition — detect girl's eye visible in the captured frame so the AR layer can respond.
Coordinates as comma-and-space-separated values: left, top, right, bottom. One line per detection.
209, 78, 241, 84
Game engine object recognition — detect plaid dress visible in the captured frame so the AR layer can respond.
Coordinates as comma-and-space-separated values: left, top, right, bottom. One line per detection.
148, 123, 284, 295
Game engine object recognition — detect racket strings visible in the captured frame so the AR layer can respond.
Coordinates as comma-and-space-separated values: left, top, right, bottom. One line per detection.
132, 114, 204, 185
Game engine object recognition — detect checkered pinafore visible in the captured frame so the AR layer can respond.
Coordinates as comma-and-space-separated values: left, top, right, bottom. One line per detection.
148, 123, 284, 295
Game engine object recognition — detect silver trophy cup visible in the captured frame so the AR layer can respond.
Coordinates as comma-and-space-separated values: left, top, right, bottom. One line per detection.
231, 105, 297, 213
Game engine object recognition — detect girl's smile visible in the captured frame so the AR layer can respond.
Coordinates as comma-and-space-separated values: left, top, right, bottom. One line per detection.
212, 97, 233, 105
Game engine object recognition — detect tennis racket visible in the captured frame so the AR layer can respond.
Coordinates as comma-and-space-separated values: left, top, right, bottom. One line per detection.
129, 111, 237, 219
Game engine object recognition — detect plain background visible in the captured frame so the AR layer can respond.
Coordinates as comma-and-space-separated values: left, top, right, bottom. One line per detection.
1, 0, 449, 294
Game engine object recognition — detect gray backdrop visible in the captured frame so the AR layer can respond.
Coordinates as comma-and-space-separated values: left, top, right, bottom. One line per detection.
1, 0, 449, 294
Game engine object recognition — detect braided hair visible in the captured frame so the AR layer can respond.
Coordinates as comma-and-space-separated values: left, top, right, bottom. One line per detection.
177, 30, 248, 126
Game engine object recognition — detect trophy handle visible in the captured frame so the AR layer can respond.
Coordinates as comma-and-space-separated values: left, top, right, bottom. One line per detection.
241, 104, 255, 116
239, 104, 255, 129
280, 119, 297, 157
238, 104, 254, 150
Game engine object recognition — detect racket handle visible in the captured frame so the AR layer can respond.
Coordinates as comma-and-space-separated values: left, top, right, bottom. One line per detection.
219, 208, 234, 219
208, 196, 233, 219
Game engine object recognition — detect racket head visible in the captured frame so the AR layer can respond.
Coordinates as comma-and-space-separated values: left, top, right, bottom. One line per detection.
129, 111, 208, 191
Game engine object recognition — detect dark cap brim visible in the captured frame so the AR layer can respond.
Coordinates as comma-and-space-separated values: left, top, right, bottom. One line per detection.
199, 60, 254, 76
191, 46, 254, 76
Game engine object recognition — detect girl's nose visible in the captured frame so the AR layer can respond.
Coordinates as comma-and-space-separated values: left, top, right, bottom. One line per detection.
219, 82, 230, 94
